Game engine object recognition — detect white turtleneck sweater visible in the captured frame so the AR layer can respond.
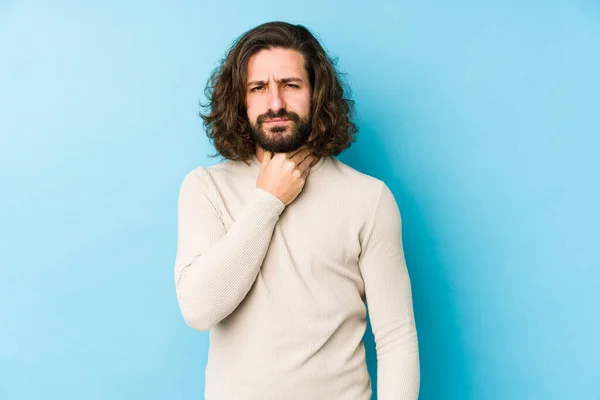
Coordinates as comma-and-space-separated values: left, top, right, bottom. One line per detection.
174, 154, 420, 399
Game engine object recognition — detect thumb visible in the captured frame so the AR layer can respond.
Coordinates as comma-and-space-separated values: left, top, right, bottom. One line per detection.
261, 151, 272, 165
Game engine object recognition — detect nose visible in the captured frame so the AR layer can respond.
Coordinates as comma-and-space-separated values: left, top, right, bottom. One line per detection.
266, 85, 285, 112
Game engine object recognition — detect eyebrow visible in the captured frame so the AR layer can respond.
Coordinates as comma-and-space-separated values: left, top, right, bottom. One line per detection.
247, 77, 305, 87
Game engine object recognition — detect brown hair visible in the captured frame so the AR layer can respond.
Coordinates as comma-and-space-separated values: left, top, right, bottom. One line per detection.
200, 21, 358, 164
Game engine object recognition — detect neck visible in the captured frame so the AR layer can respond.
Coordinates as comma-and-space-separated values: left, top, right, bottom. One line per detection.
256, 147, 321, 167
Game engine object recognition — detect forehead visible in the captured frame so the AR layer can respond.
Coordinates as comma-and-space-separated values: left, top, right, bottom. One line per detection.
246, 48, 307, 80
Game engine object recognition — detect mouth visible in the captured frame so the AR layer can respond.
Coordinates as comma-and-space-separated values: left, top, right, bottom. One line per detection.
264, 118, 290, 124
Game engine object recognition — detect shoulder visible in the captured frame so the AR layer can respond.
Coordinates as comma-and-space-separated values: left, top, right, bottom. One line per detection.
179, 165, 210, 186
179, 158, 244, 187
328, 157, 389, 203
329, 158, 401, 223
176, 167, 208, 203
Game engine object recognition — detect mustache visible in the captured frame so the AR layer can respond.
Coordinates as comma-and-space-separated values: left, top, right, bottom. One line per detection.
257, 109, 300, 124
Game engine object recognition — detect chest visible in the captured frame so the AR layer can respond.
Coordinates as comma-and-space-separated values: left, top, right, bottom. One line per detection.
214, 176, 367, 300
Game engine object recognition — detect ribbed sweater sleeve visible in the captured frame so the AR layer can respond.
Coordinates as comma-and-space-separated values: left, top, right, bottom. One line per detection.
174, 168, 285, 331
359, 182, 420, 399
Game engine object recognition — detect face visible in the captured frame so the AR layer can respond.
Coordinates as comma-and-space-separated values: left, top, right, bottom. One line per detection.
245, 48, 312, 153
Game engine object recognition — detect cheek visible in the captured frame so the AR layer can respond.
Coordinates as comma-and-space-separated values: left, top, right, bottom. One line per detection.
286, 93, 310, 113
300, 95, 312, 116
246, 103, 259, 122
300, 90, 311, 109
246, 96, 267, 120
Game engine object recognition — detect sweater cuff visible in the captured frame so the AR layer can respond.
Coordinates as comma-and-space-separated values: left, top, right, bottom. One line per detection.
252, 187, 286, 216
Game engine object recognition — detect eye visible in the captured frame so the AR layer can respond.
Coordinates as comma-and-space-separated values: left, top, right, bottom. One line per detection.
250, 86, 264, 92
286, 84, 300, 89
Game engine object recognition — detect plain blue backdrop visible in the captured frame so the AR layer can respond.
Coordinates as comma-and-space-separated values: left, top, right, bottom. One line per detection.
1, 1, 599, 399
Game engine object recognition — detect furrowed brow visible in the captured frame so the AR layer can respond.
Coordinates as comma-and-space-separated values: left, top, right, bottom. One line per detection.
279, 77, 304, 84
247, 77, 304, 87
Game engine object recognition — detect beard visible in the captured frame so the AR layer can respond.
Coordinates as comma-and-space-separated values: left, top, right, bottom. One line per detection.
249, 109, 311, 153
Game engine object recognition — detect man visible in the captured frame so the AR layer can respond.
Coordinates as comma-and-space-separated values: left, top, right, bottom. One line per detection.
174, 21, 420, 399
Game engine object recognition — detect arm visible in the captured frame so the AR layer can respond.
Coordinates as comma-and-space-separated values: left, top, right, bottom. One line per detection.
359, 182, 420, 399
174, 168, 285, 331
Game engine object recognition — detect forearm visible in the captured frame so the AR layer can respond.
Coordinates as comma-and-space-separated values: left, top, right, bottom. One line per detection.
360, 182, 420, 398
175, 187, 284, 331
376, 320, 420, 399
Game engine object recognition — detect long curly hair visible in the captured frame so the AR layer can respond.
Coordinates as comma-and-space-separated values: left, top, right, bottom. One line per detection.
200, 21, 358, 164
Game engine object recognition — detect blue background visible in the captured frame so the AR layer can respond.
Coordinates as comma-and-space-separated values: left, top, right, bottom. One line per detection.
1, 1, 599, 399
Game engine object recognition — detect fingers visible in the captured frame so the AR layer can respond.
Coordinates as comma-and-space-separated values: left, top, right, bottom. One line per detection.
265, 147, 313, 171
286, 145, 310, 159
261, 151, 273, 166
289, 148, 312, 165
297, 154, 315, 175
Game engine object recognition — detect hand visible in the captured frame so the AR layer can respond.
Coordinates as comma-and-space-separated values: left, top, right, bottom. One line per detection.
256, 147, 316, 206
